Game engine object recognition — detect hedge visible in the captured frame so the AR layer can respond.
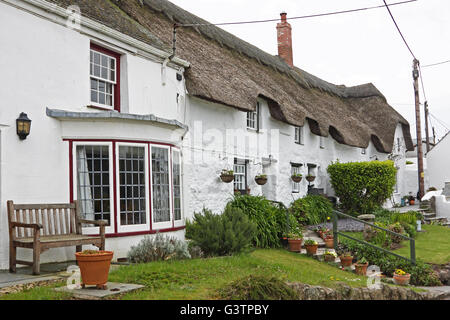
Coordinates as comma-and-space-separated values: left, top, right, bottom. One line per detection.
327, 160, 397, 215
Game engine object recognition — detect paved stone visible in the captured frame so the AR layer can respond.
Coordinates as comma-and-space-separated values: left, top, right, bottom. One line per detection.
417, 286, 450, 300
55, 282, 144, 299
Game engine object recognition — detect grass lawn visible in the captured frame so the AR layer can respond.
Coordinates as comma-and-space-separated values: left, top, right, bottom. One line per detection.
393, 225, 450, 265
342, 225, 450, 265
0, 249, 367, 300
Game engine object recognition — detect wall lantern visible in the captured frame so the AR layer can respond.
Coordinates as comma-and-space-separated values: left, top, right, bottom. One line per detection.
16, 112, 31, 140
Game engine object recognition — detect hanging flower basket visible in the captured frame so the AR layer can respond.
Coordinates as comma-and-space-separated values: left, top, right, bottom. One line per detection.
75, 250, 114, 290
291, 174, 303, 183
306, 175, 316, 182
255, 174, 267, 185
220, 170, 234, 183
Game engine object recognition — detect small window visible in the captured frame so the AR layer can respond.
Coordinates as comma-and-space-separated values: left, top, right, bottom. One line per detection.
172, 149, 182, 221
247, 102, 260, 130
319, 136, 325, 149
291, 164, 302, 193
234, 159, 248, 194
151, 146, 171, 224
295, 126, 304, 145
90, 44, 120, 111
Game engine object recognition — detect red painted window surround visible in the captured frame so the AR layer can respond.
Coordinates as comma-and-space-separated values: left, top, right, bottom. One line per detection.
66, 138, 183, 238
90, 43, 121, 112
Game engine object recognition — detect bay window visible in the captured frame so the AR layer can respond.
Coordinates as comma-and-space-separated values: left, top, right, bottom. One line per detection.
73, 141, 182, 235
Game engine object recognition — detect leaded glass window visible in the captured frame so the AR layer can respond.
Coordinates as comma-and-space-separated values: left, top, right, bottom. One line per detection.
152, 147, 171, 223
76, 145, 111, 225
173, 150, 182, 221
119, 146, 146, 225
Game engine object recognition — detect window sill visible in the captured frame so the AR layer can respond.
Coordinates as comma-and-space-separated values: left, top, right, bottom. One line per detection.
87, 104, 116, 112
246, 128, 260, 133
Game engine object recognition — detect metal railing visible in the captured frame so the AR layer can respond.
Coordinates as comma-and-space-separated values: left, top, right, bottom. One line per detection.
332, 210, 416, 265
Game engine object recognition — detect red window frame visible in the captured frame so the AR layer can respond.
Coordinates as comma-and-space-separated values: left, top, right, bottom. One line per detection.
90, 43, 121, 112
67, 139, 185, 238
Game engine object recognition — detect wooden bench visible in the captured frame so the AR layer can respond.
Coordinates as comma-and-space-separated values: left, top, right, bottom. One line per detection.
7, 200, 106, 275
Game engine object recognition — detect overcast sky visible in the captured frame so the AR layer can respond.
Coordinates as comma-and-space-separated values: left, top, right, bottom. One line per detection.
169, 0, 450, 142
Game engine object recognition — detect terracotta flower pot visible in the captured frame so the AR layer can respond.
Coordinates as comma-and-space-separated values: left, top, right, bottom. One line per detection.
324, 237, 334, 248
255, 177, 267, 185
340, 255, 353, 267
220, 174, 234, 183
75, 250, 113, 289
305, 244, 318, 256
355, 262, 369, 275
291, 176, 302, 183
288, 238, 303, 252
393, 273, 411, 286
324, 254, 336, 262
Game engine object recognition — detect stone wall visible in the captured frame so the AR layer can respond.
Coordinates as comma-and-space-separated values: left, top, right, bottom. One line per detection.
287, 282, 443, 300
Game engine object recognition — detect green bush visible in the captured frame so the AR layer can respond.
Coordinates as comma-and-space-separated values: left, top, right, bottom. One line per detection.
327, 160, 397, 215
364, 222, 392, 248
289, 195, 333, 226
127, 233, 191, 263
391, 211, 422, 225
338, 240, 441, 286
185, 206, 256, 256
227, 195, 291, 248
219, 275, 298, 300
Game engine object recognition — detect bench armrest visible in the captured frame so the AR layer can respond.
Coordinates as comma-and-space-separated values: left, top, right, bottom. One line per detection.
10, 222, 43, 230
79, 219, 108, 226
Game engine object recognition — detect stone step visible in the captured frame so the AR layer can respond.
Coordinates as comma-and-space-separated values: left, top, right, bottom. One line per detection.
423, 212, 436, 218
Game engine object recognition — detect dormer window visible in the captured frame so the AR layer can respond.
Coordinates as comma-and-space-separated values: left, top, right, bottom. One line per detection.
90, 44, 121, 111
247, 102, 260, 131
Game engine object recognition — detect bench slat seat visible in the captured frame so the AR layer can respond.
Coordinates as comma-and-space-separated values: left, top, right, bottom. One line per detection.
7, 200, 106, 275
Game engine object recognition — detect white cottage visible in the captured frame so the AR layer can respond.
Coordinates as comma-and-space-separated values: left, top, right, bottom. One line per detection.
0, 0, 414, 270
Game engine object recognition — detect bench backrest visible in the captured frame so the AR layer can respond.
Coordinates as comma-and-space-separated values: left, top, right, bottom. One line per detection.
7, 201, 81, 239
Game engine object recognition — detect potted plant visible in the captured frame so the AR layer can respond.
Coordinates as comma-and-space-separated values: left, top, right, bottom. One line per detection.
291, 173, 303, 183
408, 195, 415, 206
306, 174, 316, 182
220, 169, 234, 183
339, 252, 353, 267
317, 227, 328, 239
354, 257, 369, 275
287, 229, 303, 252
324, 235, 334, 249
304, 239, 319, 256
75, 249, 114, 290
255, 174, 268, 185
393, 269, 411, 286
323, 250, 337, 262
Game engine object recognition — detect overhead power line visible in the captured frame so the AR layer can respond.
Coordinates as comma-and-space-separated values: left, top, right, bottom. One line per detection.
422, 59, 450, 68
175, 0, 417, 27
381, 0, 417, 59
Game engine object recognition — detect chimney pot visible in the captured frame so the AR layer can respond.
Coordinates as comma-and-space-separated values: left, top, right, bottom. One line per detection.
277, 12, 293, 67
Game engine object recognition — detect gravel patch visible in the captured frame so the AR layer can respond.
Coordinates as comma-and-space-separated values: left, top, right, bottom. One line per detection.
307, 218, 364, 232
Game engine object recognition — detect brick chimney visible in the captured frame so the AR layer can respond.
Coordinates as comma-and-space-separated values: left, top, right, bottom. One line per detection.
277, 12, 293, 67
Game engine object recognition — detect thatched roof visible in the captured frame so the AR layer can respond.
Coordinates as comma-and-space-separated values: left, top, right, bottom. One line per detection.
44, 0, 413, 153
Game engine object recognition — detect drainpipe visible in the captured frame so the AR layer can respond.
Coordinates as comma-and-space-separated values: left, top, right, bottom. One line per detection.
161, 24, 178, 86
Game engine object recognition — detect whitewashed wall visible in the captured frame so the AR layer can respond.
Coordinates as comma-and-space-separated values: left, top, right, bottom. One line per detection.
427, 134, 450, 190
182, 97, 406, 218
0, 1, 186, 269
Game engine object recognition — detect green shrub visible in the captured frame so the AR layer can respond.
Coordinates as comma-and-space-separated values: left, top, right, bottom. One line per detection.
127, 233, 191, 263
327, 160, 397, 215
387, 222, 407, 244
391, 211, 422, 225
185, 206, 256, 256
364, 222, 392, 248
219, 275, 298, 300
227, 195, 290, 248
338, 240, 441, 286
289, 195, 333, 226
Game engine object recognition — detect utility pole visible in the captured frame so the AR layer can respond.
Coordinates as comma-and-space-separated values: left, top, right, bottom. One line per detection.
413, 59, 425, 200
424, 101, 430, 152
